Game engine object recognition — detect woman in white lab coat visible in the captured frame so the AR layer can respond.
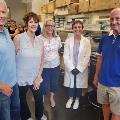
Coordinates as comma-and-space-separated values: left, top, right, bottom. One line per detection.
63, 20, 91, 109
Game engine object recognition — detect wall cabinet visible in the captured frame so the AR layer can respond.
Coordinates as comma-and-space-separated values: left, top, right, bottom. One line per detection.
41, 5, 47, 14
89, 0, 119, 11
47, 1, 55, 14
55, 0, 79, 8
68, 3, 79, 14
55, 0, 70, 8
79, 0, 89, 13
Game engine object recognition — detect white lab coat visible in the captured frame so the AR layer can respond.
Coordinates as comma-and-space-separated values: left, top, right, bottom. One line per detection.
63, 35, 91, 88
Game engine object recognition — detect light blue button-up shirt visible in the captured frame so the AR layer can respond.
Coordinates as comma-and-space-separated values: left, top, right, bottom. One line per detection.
0, 28, 16, 87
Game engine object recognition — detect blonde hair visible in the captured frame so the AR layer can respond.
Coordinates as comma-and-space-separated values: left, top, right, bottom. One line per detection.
0, 0, 8, 12
42, 18, 58, 38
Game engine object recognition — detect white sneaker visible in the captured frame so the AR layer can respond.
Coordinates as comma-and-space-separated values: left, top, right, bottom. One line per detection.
66, 98, 73, 108
27, 118, 33, 120
41, 114, 47, 120
73, 99, 79, 109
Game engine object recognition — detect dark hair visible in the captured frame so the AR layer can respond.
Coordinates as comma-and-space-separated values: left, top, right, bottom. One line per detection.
23, 12, 39, 26
72, 20, 84, 29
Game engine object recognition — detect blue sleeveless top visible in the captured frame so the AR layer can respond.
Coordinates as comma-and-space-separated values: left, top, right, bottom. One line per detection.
16, 32, 43, 86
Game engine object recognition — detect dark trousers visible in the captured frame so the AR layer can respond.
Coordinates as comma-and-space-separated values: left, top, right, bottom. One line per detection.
19, 85, 43, 120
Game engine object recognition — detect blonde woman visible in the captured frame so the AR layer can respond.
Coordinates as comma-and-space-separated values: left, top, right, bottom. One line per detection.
39, 19, 62, 107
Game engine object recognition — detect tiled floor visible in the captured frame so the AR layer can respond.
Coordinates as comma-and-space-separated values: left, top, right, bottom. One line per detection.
27, 76, 104, 120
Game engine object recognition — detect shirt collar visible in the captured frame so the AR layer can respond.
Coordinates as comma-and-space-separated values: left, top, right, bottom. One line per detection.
109, 30, 120, 37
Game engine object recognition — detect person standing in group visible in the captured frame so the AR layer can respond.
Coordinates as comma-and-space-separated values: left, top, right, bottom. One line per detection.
8, 19, 17, 39
64, 20, 91, 109
13, 12, 46, 120
39, 19, 61, 107
0, 0, 20, 120
93, 8, 120, 120
14, 24, 24, 35
35, 23, 41, 36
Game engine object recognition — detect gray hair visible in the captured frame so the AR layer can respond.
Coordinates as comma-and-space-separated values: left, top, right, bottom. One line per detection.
0, 0, 8, 12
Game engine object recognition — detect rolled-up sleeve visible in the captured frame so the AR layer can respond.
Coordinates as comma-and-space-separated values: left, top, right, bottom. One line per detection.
96, 37, 103, 56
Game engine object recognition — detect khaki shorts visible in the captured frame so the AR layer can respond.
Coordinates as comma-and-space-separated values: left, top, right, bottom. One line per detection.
97, 83, 120, 115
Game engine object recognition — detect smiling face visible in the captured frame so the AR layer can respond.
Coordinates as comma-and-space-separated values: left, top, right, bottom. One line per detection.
0, 3, 7, 28
27, 18, 38, 33
72, 22, 83, 36
45, 20, 55, 36
110, 8, 120, 34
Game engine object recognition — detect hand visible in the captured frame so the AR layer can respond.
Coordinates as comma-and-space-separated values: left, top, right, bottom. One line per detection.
71, 68, 80, 75
33, 75, 41, 90
0, 83, 13, 96
93, 75, 98, 88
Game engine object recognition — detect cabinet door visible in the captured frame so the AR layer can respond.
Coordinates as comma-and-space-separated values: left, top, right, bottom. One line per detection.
47, 1, 55, 14
110, 0, 119, 8
55, 0, 70, 7
90, 0, 119, 11
96, 0, 116, 10
41, 5, 47, 14
68, 4, 79, 14
79, 0, 89, 13
70, 0, 79, 4
89, 0, 96, 11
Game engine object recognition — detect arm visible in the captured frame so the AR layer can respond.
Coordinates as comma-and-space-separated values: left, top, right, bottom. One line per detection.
13, 34, 20, 53
10, 29, 19, 39
37, 46, 44, 77
77, 40, 91, 73
93, 36, 103, 87
63, 39, 74, 72
58, 37, 62, 54
0, 83, 13, 96
33, 44, 44, 90
14, 29, 20, 35
93, 55, 102, 87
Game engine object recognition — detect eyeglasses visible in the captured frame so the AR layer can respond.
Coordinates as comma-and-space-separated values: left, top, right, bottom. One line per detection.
45, 24, 55, 27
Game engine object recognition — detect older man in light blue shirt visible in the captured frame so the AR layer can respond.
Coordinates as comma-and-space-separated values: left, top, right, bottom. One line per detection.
0, 0, 20, 120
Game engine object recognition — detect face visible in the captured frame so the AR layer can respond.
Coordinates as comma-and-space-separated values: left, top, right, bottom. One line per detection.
10, 21, 16, 28
72, 23, 83, 36
0, 3, 7, 27
27, 18, 38, 33
45, 20, 55, 35
7, 19, 11, 27
18, 25, 23, 32
110, 10, 120, 34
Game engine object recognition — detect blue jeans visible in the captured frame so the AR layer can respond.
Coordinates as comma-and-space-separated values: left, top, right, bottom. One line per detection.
10, 84, 20, 120
0, 92, 11, 120
68, 88, 82, 97
41, 66, 60, 95
0, 84, 20, 120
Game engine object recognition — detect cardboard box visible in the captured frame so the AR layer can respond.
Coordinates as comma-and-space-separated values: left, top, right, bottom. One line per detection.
68, 3, 79, 14
89, 0, 118, 11
47, 1, 55, 13
41, 5, 47, 14
55, 0, 69, 8
79, 0, 89, 13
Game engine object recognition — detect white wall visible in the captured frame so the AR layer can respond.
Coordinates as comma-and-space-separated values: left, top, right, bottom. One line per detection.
5, 0, 27, 24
